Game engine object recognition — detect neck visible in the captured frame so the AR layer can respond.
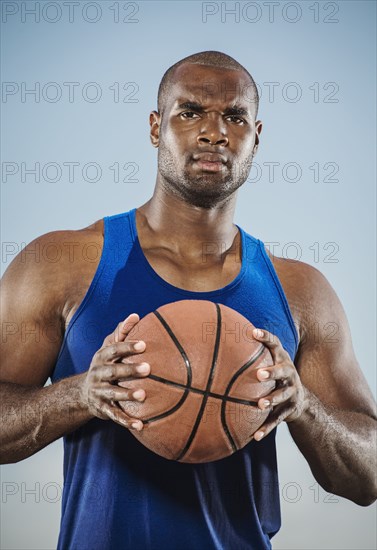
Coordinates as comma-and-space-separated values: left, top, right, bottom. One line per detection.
137, 183, 239, 259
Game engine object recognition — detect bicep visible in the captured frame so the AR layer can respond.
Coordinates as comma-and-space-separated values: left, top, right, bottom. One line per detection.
0, 246, 64, 387
294, 269, 375, 417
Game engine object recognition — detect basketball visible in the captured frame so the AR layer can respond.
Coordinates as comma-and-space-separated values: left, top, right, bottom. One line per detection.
119, 300, 275, 463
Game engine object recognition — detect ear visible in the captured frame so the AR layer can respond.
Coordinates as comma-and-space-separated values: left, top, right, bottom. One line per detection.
252, 120, 263, 156
149, 111, 161, 147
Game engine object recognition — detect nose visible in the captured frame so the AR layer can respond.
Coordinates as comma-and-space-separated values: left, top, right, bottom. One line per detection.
197, 113, 228, 147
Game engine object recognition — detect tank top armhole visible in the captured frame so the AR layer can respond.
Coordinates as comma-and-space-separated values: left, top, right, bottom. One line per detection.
258, 240, 300, 355
54, 217, 110, 366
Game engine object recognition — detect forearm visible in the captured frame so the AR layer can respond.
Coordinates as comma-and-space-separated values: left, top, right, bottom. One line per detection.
0, 375, 93, 464
288, 389, 377, 506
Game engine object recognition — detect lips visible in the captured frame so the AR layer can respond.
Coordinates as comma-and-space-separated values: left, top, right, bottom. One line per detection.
192, 152, 227, 163
192, 152, 228, 173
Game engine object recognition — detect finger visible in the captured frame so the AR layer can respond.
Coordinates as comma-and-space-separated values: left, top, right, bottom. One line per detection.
94, 385, 146, 403
257, 384, 295, 410
256, 361, 294, 383
252, 328, 289, 363
101, 402, 144, 431
103, 313, 140, 346
253, 404, 296, 441
99, 361, 150, 382
117, 314, 141, 341
98, 340, 146, 363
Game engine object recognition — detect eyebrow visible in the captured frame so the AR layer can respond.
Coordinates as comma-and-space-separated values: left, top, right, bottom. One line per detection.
224, 106, 249, 117
177, 101, 249, 118
177, 101, 205, 113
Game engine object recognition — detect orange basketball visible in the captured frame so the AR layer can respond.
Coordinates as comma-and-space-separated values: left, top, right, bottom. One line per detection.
119, 300, 275, 463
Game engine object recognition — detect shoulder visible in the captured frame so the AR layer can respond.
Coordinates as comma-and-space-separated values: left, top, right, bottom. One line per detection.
33, 219, 105, 267
267, 248, 332, 297
1, 219, 104, 321
0, 220, 105, 385
262, 245, 344, 344
2, 219, 104, 278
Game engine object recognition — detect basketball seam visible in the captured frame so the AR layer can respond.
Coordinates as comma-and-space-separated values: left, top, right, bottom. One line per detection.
220, 345, 266, 452
153, 310, 192, 386
175, 303, 222, 461
141, 310, 193, 424
146, 373, 259, 407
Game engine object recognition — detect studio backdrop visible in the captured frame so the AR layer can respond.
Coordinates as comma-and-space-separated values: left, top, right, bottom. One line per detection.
1, 1, 376, 549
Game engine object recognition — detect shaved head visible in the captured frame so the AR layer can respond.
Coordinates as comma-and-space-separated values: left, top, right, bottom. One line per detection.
157, 50, 259, 117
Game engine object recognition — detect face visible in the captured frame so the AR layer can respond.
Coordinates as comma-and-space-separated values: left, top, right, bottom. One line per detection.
150, 63, 262, 209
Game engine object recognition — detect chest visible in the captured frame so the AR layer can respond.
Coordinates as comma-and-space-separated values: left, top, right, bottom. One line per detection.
141, 248, 243, 293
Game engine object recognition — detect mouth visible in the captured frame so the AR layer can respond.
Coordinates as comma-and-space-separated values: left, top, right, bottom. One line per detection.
192, 152, 228, 173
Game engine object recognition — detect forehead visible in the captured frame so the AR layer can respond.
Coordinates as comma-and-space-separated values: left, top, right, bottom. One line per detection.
166, 63, 256, 112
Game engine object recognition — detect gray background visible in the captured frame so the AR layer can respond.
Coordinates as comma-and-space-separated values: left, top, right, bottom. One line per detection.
1, 0, 376, 548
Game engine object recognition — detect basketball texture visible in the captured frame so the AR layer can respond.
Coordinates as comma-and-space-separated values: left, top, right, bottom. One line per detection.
119, 300, 275, 463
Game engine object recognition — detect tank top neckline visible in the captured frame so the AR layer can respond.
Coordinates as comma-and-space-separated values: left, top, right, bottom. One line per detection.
129, 207, 248, 298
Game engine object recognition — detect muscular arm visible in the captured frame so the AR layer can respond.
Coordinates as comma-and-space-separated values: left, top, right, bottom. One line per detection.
0, 227, 148, 464
0, 230, 95, 463
289, 266, 376, 505
253, 261, 377, 506
288, 387, 376, 506
0, 377, 91, 463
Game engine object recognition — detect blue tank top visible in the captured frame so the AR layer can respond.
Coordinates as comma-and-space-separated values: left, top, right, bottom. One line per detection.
52, 208, 299, 550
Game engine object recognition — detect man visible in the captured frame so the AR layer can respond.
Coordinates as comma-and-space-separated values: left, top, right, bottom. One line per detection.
1, 51, 376, 549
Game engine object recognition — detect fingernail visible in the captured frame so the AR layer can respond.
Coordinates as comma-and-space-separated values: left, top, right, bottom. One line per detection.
133, 389, 145, 400
258, 370, 270, 379
134, 341, 145, 351
254, 431, 264, 441
131, 421, 142, 431
262, 400, 270, 408
253, 329, 264, 338
136, 363, 150, 374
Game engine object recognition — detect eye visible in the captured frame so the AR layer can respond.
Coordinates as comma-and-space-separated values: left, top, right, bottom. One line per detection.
180, 111, 200, 119
225, 115, 246, 125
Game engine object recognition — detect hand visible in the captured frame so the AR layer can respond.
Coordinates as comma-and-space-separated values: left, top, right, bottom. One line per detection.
252, 328, 309, 441
79, 313, 150, 431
